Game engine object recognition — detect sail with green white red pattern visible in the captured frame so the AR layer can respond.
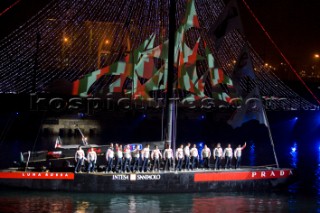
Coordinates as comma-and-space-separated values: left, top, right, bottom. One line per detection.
71, 0, 236, 103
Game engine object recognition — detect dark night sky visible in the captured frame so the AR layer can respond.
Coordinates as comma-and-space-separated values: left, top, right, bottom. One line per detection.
239, 0, 320, 69
0, 0, 319, 70
0, 0, 51, 39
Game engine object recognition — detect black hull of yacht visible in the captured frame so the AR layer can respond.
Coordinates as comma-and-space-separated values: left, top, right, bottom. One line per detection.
0, 168, 293, 193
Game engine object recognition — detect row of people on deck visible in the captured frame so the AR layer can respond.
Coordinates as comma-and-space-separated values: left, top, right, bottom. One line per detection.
74, 142, 246, 173
212, 142, 247, 170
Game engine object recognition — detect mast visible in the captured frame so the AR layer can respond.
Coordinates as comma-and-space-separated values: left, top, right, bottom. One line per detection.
166, 0, 177, 151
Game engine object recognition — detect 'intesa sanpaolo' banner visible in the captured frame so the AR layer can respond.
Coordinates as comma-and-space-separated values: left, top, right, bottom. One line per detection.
0, 172, 74, 180
194, 169, 293, 182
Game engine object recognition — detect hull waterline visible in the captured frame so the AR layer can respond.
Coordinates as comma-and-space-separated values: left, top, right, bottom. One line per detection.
0, 168, 293, 193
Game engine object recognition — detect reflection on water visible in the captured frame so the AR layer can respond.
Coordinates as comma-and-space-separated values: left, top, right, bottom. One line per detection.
0, 192, 73, 213
0, 190, 318, 213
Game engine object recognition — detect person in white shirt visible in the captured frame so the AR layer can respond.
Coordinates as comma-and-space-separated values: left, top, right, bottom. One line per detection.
75, 146, 85, 173
87, 147, 97, 173
141, 144, 150, 172
223, 144, 233, 169
175, 144, 184, 171
163, 144, 173, 171
122, 145, 132, 173
234, 142, 246, 169
106, 143, 114, 173
151, 145, 162, 172
213, 143, 223, 170
115, 144, 123, 173
184, 142, 191, 170
132, 146, 140, 172
201, 144, 211, 170
190, 144, 199, 170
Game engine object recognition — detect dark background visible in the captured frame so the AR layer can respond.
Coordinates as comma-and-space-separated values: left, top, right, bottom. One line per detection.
1, 0, 319, 69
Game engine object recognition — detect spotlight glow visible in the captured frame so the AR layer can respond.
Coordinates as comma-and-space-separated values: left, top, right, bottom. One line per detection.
290, 142, 298, 168
291, 142, 297, 153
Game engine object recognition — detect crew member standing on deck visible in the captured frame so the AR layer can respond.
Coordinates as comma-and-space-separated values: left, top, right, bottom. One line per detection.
151, 145, 162, 172
163, 144, 173, 171
201, 144, 211, 170
106, 143, 114, 173
75, 146, 85, 173
190, 144, 199, 170
234, 142, 246, 169
122, 145, 132, 173
223, 144, 233, 169
213, 143, 223, 170
132, 145, 140, 172
175, 144, 184, 171
87, 147, 97, 173
184, 142, 191, 171
115, 144, 123, 173
141, 144, 150, 172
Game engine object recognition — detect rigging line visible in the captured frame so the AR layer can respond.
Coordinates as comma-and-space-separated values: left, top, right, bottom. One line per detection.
241, 0, 320, 106
0, 0, 21, 17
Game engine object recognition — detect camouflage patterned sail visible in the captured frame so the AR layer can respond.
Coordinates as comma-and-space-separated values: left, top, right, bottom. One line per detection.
71, 0, 236, 103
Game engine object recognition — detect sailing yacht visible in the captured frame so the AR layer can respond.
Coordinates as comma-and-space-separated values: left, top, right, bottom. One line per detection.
0, 0, 294, 193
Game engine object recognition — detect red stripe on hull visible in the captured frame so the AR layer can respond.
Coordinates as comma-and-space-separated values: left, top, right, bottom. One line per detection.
194, 169, 293, 182
0, 172, 74, 180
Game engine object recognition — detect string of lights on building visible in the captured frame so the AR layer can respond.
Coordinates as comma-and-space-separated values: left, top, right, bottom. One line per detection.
0, 0, 315, 109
